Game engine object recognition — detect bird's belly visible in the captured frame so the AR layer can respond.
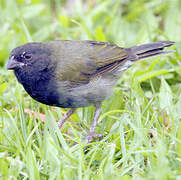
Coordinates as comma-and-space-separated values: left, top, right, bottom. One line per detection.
22, 76, 117, 109
62, 76, 117, 108
24, 84, 62, 107
22, 81, 91, 108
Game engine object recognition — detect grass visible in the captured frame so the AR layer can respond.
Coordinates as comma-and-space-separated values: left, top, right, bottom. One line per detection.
0, 0, 181, 179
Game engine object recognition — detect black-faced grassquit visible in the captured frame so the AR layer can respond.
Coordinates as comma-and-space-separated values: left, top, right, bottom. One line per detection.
7, 40, 174, 142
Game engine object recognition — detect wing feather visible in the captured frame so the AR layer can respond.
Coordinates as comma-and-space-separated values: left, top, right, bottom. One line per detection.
48, 40, 127, 84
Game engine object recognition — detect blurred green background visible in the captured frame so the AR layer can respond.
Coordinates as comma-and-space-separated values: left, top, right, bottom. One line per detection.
1, 0, 181, 179
1, 0, 181, 66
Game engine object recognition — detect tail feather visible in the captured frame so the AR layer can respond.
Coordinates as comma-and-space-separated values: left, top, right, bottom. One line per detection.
130, 41, 175, 60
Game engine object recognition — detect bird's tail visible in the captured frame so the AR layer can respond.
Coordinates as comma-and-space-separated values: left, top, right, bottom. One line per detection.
130, 41, 175, 60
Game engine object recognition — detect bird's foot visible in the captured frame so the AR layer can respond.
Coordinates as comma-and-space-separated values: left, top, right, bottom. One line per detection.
82, 133, 103, 151
83, 132, 103, 143
71, 133, 102, 149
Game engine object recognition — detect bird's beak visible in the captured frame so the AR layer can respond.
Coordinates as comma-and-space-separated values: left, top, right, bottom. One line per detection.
7, 56, 18, 70
7, 56, 24, 70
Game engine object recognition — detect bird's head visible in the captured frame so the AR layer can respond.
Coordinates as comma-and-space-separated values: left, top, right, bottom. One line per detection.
7, 42, 52, 72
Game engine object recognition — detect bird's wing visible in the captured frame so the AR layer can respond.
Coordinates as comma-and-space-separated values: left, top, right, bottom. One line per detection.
49, 40, 128, 84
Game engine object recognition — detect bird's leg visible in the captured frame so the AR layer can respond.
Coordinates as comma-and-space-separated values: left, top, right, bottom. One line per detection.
84, 104, 103, 143
57, 108, 76, 129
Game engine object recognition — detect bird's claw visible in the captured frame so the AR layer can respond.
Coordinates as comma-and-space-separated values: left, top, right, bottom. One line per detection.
84, 132, 103, 143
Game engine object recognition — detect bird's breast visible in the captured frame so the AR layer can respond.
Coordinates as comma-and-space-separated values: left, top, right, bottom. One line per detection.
14, 68, 117, 108
14, 69, 62, 107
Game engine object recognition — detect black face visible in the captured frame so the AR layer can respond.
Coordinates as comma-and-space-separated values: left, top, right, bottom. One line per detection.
7, 42, 51, 72
7, 42, 60, 107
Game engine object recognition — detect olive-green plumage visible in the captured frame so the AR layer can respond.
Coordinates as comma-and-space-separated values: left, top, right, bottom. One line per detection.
7, 40, 174, 142
47, 40, 174, 85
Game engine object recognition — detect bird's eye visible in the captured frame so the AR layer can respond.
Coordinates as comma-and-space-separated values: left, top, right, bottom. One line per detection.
22, 52, 32, 60
24, 54, 32, 60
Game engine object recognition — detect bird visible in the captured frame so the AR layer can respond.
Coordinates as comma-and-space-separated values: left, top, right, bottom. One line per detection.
7, 40, 174, 143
